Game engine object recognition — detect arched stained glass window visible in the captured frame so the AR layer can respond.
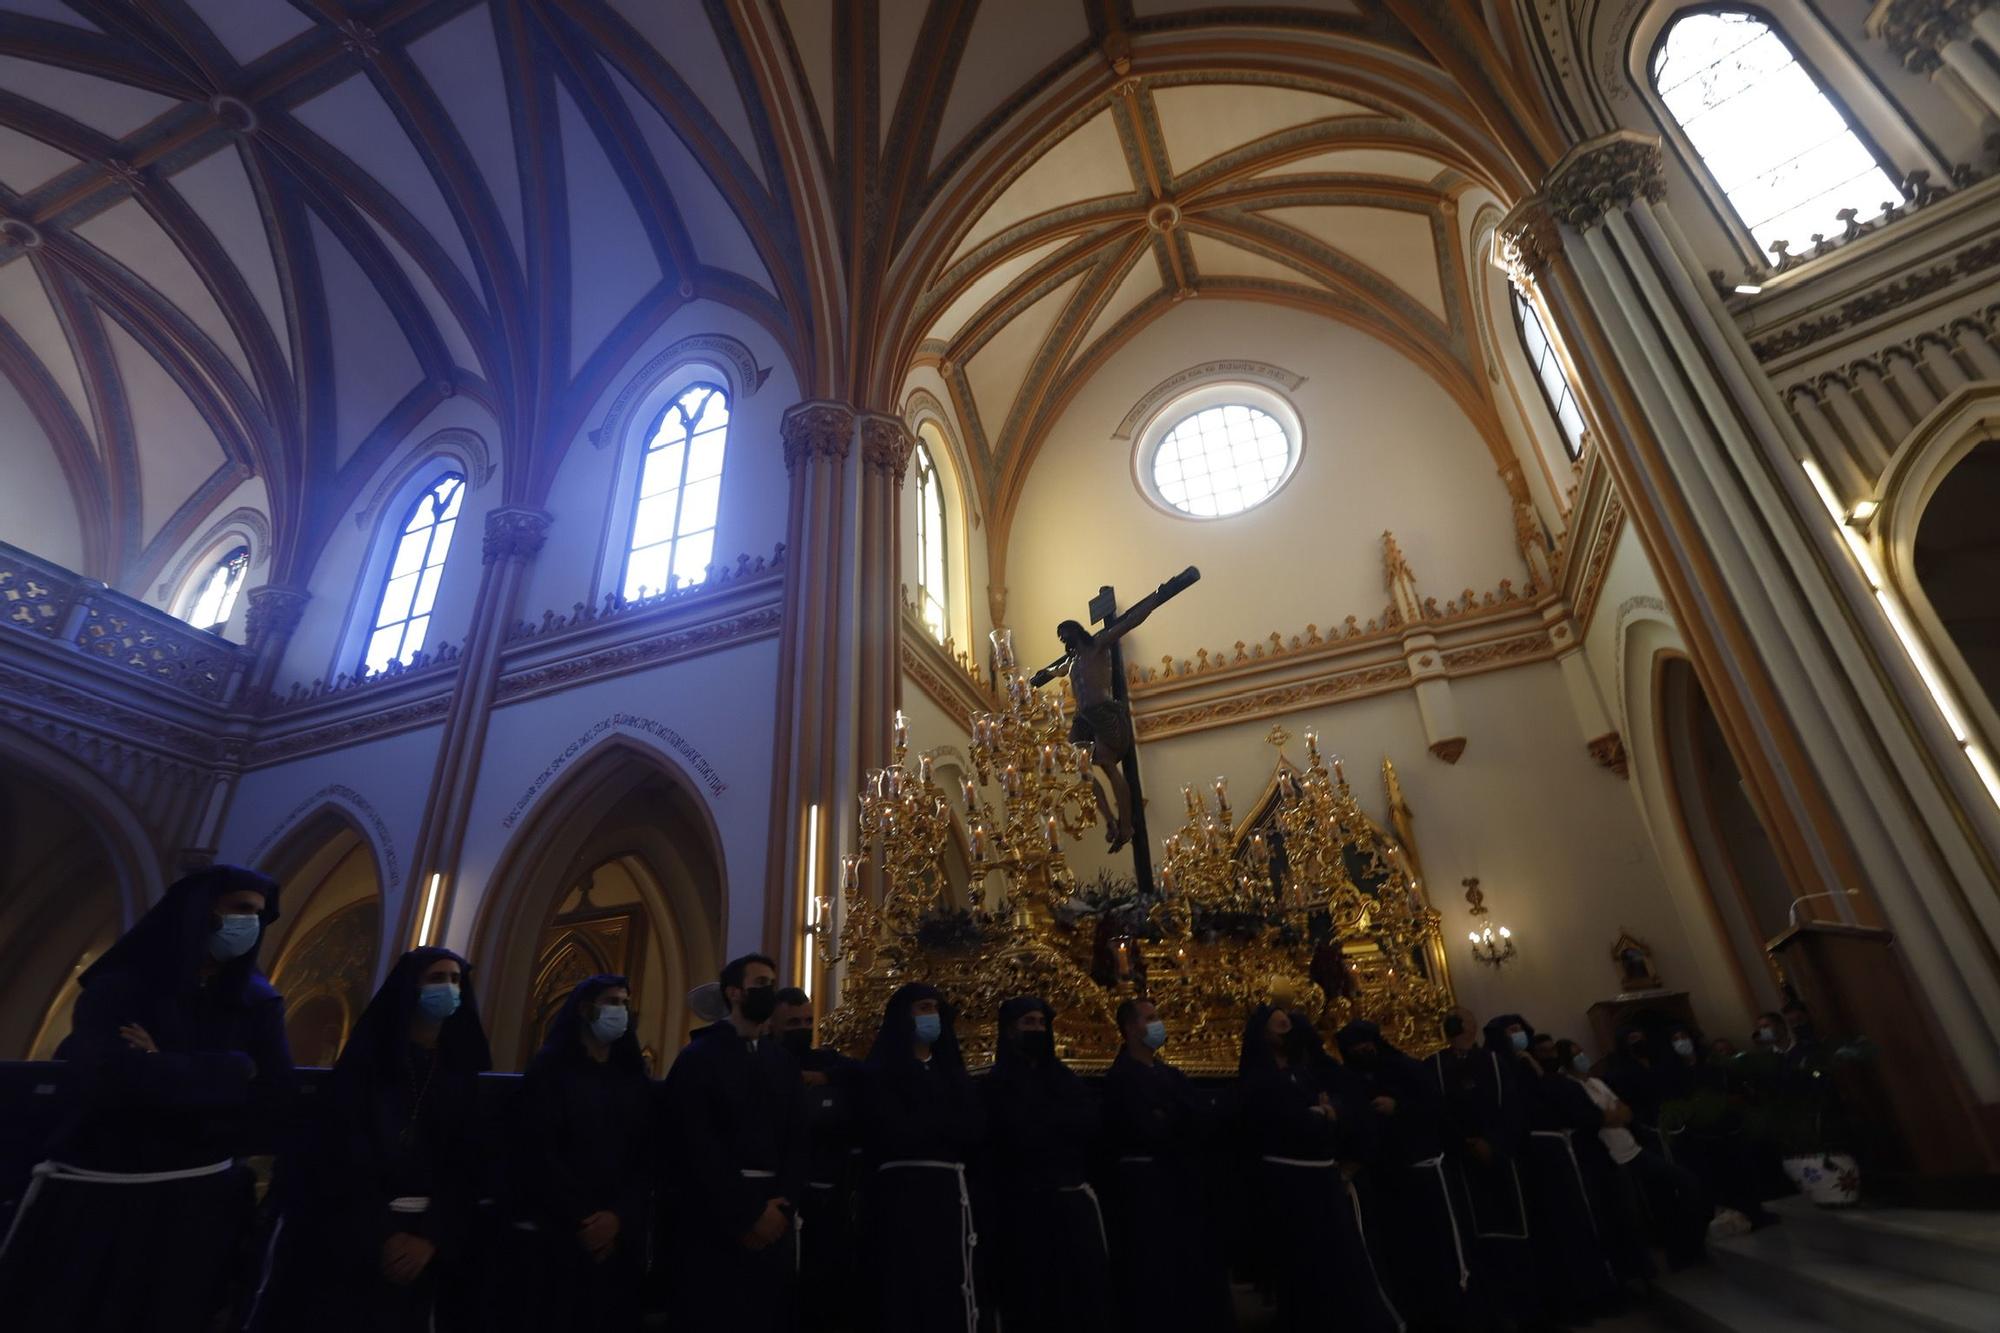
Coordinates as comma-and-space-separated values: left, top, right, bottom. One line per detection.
915, 442, 948, 643
364, 473, 464, 674
1511, 287, 1588, 460
1652, 11, 1900, 259
624, 383, 729, 600
183, 544, 249, 633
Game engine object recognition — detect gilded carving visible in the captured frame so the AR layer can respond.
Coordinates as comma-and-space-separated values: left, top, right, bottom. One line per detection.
1569, 492, 1625, 632
1439, 631, 1554, 671
1135, 662, 1412, 741
1587, 731, 1630, 777
1494, 195, 1562, 289
1543, 131, 1666, 231
482, 507, 552, 565
781, 401, 855, 470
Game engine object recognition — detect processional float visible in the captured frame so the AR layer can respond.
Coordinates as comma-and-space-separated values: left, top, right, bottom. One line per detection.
819, 627, 1458, 1072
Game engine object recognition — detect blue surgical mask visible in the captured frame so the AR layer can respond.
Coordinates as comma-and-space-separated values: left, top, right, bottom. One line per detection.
590, 1005, 629, 1043
1754, 1027, 1779, 1045
911, 1012, 942, 1046
208, 913, 261, 961
1142, 1019, 1168, 1050
1510, 1030, 1530, 1052
1571, 1053, 1591, 1075
417, 982, 461, 1021
1672, 1038, 1695, 1058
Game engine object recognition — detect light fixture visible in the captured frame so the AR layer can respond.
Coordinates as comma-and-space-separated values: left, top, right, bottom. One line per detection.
417, 872, 443, 946
1847, 498, 1879, 523
802, 803, 823, 1000
1469, 923, 1516, 967
1733, 283, 1763, 296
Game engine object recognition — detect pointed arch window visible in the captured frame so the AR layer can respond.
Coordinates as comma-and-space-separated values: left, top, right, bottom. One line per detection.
1511, 288, 1588, 460
915, 442, 949, 643
183, 545, 249, 633
1652, 10, 1900, 259
364, 474, 464, 674
624, 383, 729, 600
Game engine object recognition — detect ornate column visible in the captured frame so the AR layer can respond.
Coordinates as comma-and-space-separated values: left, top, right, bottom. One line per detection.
1868, 0, 2000, 118
241, 584, 310, 701
401, 505, 550, 953
1508, 130, 2000, 1164
762, 403, 857, 985
857, 414, 913, 781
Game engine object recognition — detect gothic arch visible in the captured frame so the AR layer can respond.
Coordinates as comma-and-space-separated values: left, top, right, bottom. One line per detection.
469, 737, 727, 1069
255, 807, 385, 1065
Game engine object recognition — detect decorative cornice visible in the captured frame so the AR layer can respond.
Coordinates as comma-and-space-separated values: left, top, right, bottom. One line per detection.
1494, 195, 1561, 289
496, 604, 784, 704
1865, 0, 1987, 70
1112, 360, 1307, 440
244, 695, 452, 768
0, 663, 224, 762
1439, 630, 1554, 672
1135, 661, 1412, 742
1587, 731, 1630, 777
482, 506, 552, 565
859, 414, 915, 480
781, 401, 855, 471
899, 608, 993, 728
1568, 490, 1626, 632
1750, 229, 2000, 362
1543, 131, 1665, 232
244, 585, 310, 642
507, 547, 784, 644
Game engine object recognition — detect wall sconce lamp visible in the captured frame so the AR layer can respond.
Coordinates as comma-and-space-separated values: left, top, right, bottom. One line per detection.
1462, 877, 1516, 966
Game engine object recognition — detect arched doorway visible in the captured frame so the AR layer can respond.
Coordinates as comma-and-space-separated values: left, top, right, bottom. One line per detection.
1656, 655, 1793, 1001
258, 811, 384, 1068
0, 738, 156, 1060
1912, 436, 2000, 715
472, 743, 726, 1072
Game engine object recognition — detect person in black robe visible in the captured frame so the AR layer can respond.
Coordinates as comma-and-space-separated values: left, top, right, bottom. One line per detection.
856, 981, 985, 1333
0, 865, 292, 1333
774, 985, 863, 1332
1236, 1005, 1401, 1333
658, 951, 805, 1333
504, 973, 651, 1333
980, 995, 1114, 1333
1425, 1011, 1537, 1326
1102, 997, 1234, 1333
1519, 1030, 1619, 1324
1595, 1021, 1666, 1145
254, 945, 492, 1333
1339, 1018, 1474, 1333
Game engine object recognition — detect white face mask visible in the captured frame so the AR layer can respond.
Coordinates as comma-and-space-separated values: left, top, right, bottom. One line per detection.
1672, 1038, 1695, 1058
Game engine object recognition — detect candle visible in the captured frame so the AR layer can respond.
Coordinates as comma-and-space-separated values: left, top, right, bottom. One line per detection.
1183, 784, 1199, 814
840, 854, 861, 892
1305, 730, 1319, 763
1004, 763, 1020, 796
1333, 755, 1346, 786
1043, 813, 1061, 849
1214, 776, 1229, 805
893, 709, 908, 751
970, 824, 988, 861
918, 753, 935, 783
962, 776, 978, 809
1040, 743, 1056, 776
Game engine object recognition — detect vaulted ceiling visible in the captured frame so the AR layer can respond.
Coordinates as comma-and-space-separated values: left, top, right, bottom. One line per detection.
0, 0, 1562, 592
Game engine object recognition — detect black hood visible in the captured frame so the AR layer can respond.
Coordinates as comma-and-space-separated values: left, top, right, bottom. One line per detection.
81, 864, 281, 1006
533, 972, 643, 1076
1336, 1018, 1408, 1068
1239, 1004, 1321, 1075
336, 946, 492, 1081
993, 995, 1057, 1073
1483, 1012, 1535, 1054
865, 981, 964, 1075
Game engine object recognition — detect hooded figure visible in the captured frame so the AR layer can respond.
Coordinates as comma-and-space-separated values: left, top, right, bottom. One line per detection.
1339, 1018, 1475, 1330
857, 982, 985, 1333
504, 974, 652, 1333
980, 996, 1113, 1333
1234, 1006, 1400, 1333
1421, 1012, 1537, 1324
0, 866, 292, 1333
1514, 1027, 1620, 1322
254, 946, 491, 1333
1595, 1020, 1666, 1131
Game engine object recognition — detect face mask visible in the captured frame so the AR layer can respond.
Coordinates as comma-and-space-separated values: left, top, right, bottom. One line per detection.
781, 1028, 814, 1061
1571, 1053, 1591, 1075
1142, 1020, 1168, 1050
208, 913, 261, 961
739, 984, 777, 1023
1509, 1030, 1530, 1052
1672, 1038, 1695, 1058
911, 1012, 942, 1046
590, 1004, 629, 1043
417, 982, 461, 1020
1754, 1027, 1778, 1045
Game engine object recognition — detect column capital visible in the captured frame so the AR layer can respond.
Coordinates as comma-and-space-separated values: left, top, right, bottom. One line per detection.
857, 413, 914, 481
1543, 130, 1666, 232
482, 506, 551, 564
1866, 0, 1984, 70
781, 400, 856, 472
1494, 194, 1563, 289
244, 584, 310, 641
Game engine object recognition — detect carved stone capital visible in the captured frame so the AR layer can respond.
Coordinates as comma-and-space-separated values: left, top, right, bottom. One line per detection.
858, 415, 914, 481
1494, 195, 1562, 289
244, 585, 311, 642
1544, 131, 1666, 232
781, 401, 855, 472
482, 506, 552, 565
1867, 0, 1984, 68
1587, 731, 1630, 777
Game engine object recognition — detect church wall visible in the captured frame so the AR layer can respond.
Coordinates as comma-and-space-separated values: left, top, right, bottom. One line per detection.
0, 368, 84, 573
900, 363, 993, 659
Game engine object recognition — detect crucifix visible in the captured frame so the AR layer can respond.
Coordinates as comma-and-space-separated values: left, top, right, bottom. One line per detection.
1028, 566, 1200, 894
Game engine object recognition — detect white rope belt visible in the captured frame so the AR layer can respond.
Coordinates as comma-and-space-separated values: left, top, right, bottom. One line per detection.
1345, 1179, 1406, 1333
1260, 1155, 1339, 1169
1412, 1155, 1470, 1291
1058, 1182, 1108, 1254
878, 1160, 977, 1333
1116, 1155, 1157, 1165
389, 1196, 432, 1215
0, 1158, 235, 1262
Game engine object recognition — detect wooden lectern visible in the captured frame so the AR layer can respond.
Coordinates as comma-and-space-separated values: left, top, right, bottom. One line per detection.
1767, 921, 2000, 1185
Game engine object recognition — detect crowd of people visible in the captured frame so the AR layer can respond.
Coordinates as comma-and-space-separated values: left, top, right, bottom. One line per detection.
0, 865, 1825, 1332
